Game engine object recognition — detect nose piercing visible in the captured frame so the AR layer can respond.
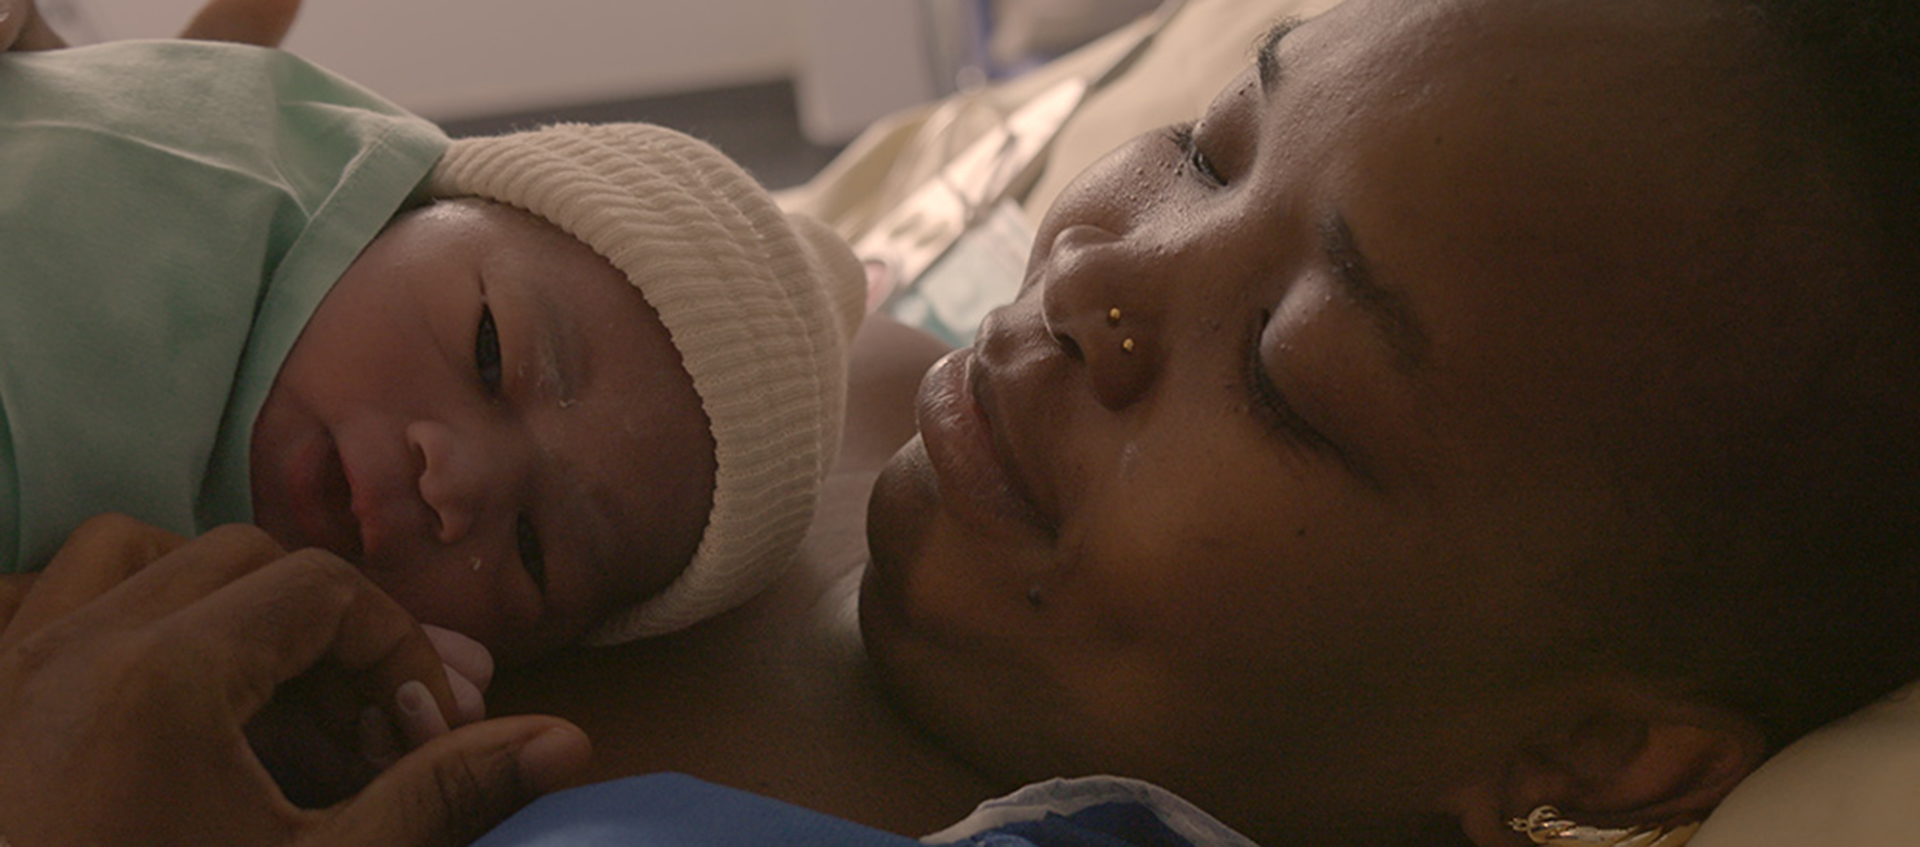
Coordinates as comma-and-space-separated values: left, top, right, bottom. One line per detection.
1107, 307, 1122, 325
1121, 338, 1136, 353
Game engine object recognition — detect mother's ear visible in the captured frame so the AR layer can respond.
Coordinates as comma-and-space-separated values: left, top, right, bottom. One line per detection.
1445, 676, 1768, 847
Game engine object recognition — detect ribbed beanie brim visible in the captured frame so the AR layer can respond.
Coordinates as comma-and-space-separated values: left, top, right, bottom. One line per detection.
428, 123, 865, 641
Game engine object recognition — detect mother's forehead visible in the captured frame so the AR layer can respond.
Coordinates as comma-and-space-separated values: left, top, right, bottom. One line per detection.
1281, 0, 1872, 465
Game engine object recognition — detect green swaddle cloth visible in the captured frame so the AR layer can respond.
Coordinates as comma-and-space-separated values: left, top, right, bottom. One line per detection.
0, 40, 448, 572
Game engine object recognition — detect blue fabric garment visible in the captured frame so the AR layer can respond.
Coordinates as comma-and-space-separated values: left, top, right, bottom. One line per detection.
933, 801, 1196, 847
474, 774, 1256, 847
924, 776, 1255, 847
473, 773, 919, 847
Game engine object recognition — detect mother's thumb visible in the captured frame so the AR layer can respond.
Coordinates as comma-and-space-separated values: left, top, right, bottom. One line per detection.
319, 717, 590, 847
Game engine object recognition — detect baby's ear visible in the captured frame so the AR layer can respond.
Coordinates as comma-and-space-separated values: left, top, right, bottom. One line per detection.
1446, 677, 1768, 847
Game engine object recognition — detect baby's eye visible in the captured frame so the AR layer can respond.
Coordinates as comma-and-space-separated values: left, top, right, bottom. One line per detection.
516, 513, 546, 594
476, 305, 503, 392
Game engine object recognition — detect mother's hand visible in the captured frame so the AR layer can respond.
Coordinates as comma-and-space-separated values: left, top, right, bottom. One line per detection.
1, 0, 301, 52
0, 0, 64, 51
0, 515, 589, 847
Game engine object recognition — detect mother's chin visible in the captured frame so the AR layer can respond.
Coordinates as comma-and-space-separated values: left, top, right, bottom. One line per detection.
857, 432, 1096, 798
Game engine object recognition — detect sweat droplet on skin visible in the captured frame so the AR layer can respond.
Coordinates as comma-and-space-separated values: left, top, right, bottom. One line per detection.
471, 557, 484, 571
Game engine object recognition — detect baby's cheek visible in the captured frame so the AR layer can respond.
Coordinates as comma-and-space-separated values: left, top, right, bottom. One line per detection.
360, 555, 532, 655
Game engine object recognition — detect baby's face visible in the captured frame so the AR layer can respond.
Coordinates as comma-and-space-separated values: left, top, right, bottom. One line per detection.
252, 199, 716, 666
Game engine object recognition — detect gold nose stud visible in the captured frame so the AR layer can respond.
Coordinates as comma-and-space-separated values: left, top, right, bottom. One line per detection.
1108, 307, 1135, 353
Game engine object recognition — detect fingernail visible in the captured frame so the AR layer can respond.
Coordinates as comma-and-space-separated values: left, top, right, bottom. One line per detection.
516, 726, 590, 794
422, 625, 494, 690
395, 679, 451, 747
445, 662, 487, 725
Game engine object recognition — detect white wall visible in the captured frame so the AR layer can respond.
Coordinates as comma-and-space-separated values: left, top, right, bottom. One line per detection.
53, 0, 938, 135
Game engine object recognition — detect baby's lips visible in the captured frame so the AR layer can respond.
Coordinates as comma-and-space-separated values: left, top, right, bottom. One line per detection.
422, 624, 494, 692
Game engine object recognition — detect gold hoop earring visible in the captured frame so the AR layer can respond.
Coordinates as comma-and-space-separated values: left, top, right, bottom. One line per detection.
1507, 807, 1700, 847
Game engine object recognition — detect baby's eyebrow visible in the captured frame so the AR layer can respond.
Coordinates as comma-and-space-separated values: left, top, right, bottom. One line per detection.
1321, 212, 1430, 374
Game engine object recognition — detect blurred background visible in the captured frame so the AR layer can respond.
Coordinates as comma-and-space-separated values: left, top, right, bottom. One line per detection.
42, 0, 1158, 188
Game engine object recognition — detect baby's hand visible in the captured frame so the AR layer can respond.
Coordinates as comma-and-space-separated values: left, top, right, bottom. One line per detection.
423, 624, 493, 726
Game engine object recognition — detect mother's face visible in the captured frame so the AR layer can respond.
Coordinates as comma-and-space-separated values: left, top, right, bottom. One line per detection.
863, 0, 1856, 837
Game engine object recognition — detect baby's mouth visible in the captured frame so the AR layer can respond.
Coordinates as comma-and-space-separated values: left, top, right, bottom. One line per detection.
311, 432, 365, 562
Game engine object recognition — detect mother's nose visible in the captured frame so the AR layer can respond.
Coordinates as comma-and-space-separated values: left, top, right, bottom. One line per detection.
1040, 224, 1161, 410
406, 419, 512, 545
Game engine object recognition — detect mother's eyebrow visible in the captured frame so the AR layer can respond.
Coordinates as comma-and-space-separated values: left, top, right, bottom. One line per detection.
1322, 213, 1431, 373
1257, 17, 1303, 93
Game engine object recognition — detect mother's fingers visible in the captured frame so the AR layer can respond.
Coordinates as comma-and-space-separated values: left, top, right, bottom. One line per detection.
0, 514, 186, 652
6, 0, 294, 53
179, 0, 300, 46
164, 547, 462, 743
317, 717, 590, 847
0, 573, 36, 629
0, 0, 66, 50
110, 522, 286, 614
0, 0, 21, 49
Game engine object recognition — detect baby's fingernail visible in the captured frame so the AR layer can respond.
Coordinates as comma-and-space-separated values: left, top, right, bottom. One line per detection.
445, 662, 487, 725
422, 625, 494, 690
395, 679, 451, 747
516, 725, 591, 794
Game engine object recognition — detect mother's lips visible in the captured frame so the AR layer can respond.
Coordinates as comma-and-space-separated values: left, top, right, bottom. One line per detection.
914, 348, 1055, 533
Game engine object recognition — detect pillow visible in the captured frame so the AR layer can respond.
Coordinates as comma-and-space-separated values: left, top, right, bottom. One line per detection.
1692, 679, 1920, 845
780, 0, 1341, 237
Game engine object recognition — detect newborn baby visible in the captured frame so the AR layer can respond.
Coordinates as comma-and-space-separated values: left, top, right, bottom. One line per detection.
0, 40, 865, 668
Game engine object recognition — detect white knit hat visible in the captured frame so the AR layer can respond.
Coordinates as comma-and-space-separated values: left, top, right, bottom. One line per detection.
427, 123, 866, 642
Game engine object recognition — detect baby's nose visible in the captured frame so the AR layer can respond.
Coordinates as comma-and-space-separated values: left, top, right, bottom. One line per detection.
405, 420, 504, 545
